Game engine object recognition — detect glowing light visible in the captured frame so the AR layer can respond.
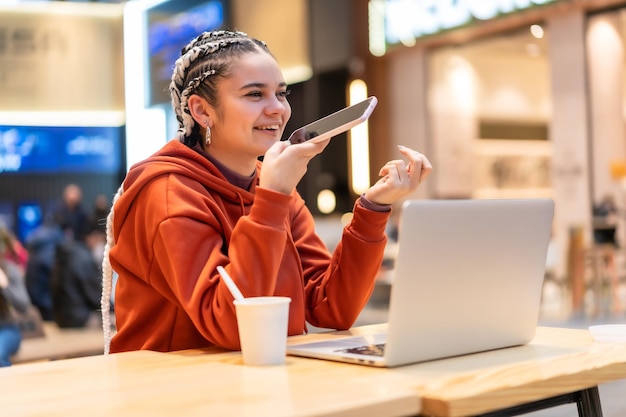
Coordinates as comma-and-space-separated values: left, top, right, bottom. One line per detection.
340, 212, 354, 227
349, 79, 371, 195
368, 0, 387, 57
530, 24, 544, 39
282, 65, 313, 85
317, 189, 337, 214
377, 0, 559, 50
0, 111, 124, 127
123, 0, 168, 170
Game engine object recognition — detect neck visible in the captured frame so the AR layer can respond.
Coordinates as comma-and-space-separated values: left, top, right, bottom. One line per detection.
197, 143, 257, 177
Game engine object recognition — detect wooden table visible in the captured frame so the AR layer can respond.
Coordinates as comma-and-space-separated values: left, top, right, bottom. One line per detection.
1, 325, 625, 417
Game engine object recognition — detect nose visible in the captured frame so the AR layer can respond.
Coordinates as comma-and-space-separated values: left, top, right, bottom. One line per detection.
265, 95, 289, 116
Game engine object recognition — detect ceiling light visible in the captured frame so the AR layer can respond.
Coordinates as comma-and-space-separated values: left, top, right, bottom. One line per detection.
530, 24, 544, 39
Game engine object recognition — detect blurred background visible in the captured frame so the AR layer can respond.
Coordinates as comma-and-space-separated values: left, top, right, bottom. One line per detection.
3, 0, 626, 325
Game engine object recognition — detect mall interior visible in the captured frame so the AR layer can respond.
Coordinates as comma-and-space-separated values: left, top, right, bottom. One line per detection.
1, 0, 626, 416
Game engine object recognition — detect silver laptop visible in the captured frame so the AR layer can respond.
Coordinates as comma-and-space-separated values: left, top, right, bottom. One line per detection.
287, 198, 554, 367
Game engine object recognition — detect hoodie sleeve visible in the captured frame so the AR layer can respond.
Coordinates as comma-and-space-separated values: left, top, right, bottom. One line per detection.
150, 186, 294, 350
291, 195, 390, 330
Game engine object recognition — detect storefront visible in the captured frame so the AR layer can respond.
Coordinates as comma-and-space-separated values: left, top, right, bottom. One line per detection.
0, 1, 125, 238
357, 0, 626, 278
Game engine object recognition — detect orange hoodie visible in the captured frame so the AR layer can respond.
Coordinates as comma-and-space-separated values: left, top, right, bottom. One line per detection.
109, 140, 389, 353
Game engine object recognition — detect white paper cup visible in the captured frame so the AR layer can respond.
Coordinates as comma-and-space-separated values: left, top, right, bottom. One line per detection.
234, 296, 291, 366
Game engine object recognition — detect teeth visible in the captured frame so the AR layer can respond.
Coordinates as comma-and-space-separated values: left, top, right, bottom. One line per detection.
257, 125, 279, 130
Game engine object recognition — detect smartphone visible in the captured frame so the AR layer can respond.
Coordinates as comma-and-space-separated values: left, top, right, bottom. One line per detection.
287, 96, 378, 144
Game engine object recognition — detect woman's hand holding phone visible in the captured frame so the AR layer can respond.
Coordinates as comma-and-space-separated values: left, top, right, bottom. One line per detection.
261, 96, 434, 202
260, 139, 331, 195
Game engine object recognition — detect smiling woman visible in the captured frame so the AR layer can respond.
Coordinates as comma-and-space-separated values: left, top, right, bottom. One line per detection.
100, 30, 432, 355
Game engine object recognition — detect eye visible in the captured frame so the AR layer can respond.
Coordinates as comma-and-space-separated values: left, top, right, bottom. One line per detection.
277, 89, 291, 99
246, 91, 263, 98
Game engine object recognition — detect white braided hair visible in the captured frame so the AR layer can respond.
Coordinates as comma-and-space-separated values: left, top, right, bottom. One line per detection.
100, 30, 270, 354
101, 185, 122, 354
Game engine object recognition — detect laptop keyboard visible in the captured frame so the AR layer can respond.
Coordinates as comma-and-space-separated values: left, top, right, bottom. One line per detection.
337, 343, 386, 357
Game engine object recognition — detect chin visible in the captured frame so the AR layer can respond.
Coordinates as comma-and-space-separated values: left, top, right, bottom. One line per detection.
255, 141, 274, 157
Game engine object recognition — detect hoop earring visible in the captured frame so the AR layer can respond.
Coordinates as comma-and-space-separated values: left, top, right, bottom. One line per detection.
204, 120, 211, 147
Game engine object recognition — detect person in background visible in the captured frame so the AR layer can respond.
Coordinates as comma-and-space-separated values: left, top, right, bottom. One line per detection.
90, 193, 110, 234
24, 219, 64, 321
50, 183, 90, 242
592, 194, 620, 247
0, 235, 31, 366
101, 30, 432, 354
591, 194, 622, 312
51, 226, 104, 328
0, 225, 28, 274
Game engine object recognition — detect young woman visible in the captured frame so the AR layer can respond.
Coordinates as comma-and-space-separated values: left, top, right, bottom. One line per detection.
101, 30, 432, 354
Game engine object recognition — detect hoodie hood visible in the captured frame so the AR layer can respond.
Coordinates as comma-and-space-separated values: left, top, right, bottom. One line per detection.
116, 140, 259, 222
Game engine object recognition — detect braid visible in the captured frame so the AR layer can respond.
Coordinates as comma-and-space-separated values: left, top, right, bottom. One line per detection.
169, 30, 270, 146
101, 185, 123, 355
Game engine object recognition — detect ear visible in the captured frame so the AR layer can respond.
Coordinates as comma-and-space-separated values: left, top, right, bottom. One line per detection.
187, 94, 213, 127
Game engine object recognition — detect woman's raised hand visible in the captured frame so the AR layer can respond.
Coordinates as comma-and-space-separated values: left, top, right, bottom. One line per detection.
364, 145, 433, 206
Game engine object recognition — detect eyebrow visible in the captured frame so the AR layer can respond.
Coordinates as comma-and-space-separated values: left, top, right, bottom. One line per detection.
240, 82, 288, 90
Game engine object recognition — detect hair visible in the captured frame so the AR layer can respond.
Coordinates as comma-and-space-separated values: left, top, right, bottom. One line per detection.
100, 185, 121, 354
0, 224, 17, 258
169, 30, 271, 147
100, 30, 270, 354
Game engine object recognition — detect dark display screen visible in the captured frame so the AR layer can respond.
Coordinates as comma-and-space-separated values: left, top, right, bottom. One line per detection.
147, 0, 228, 105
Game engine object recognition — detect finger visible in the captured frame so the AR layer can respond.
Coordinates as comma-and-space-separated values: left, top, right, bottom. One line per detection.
396, 146, 420, 178
418, 156, 433, 183
398, 145, 422, 167
411, 153, 433, 183
397, 145, 432, 183
287, 138, 330, 158
407, 156, 423, 179
379, 159, 402, 176
379, 162, 397, 182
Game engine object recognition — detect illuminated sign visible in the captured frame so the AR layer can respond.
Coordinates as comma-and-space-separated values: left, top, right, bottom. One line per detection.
0, 125, 122, 174
147, 0, 228, 105
369, 0, 561, 56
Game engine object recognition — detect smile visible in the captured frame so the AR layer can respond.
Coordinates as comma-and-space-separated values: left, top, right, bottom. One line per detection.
255, 125, 280, 131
